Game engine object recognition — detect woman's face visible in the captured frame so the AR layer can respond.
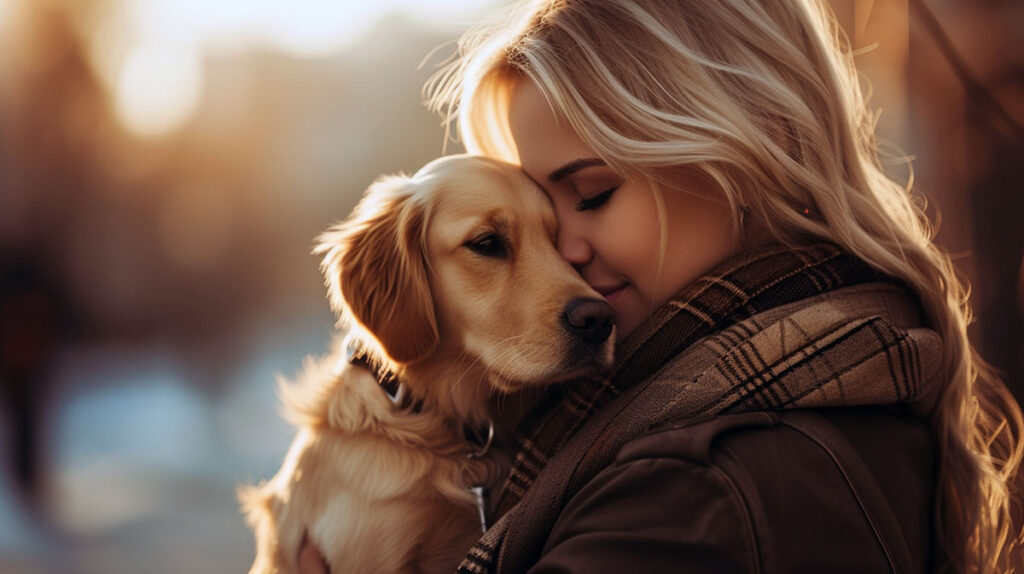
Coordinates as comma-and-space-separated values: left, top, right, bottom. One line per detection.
508, 80, 740, 340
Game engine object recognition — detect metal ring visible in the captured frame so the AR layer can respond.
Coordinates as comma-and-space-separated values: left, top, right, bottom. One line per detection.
466, 419, 495, 459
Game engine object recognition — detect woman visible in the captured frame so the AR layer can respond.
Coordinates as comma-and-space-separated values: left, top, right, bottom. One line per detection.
299, 0, 1021, 572
423, 0, 1023, 572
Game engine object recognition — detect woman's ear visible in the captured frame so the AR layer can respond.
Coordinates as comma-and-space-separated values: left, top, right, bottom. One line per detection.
315, 176, 439, 364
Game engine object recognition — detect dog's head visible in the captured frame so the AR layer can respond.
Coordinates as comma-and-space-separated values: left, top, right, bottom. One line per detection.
316, 155, 614, 419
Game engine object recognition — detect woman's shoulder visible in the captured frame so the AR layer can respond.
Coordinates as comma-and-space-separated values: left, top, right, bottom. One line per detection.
619, 405, 933, 472
541, 406, 937, 573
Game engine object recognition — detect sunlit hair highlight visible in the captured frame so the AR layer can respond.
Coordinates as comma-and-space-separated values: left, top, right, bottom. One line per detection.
426, 0, 1024, 571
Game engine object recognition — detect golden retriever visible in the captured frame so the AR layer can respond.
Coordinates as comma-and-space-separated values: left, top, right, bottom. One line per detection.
239, 155, 615, 574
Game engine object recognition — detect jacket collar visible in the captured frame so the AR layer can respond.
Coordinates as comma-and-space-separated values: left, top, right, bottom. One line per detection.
489, 242, 941, 519
459, 243, 946, 574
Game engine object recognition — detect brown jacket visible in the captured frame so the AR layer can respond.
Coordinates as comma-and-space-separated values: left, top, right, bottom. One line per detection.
524, 406, 937, 573
459, 245, 944, 574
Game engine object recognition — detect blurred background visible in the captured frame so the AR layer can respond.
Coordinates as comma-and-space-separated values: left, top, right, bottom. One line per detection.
0, 0, 1020, 572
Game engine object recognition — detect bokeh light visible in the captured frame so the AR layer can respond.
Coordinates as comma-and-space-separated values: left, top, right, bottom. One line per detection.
114, 39, 203, 136
99, 0, 504, 136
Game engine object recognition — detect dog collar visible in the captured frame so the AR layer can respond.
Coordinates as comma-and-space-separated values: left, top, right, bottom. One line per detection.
342, 337, 494, 532
343, 338, 423, 413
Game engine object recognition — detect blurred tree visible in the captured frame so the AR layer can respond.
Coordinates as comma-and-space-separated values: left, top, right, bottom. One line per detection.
0, 0, 98, 513
908, 0, 1024, 405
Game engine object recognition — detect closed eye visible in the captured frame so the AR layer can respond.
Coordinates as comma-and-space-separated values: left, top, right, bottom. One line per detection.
574, 187, 617, 212
464, 232, 508, 258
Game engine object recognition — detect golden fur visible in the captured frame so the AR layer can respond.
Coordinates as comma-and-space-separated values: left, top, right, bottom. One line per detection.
239, 155, 614, 573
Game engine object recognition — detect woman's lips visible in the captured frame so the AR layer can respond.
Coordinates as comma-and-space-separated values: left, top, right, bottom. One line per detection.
594, 283, 628, 303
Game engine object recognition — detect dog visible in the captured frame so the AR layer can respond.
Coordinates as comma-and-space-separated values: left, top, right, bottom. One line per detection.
238, 155, 615, 574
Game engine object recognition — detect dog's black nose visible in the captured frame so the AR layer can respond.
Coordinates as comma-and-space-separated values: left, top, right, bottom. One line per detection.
561, 298, 615, 345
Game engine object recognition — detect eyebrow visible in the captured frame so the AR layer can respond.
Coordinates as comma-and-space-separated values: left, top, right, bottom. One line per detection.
548, 158, 607, 183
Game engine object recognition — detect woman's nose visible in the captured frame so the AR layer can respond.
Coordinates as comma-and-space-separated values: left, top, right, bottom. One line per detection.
556, 221, 593, 266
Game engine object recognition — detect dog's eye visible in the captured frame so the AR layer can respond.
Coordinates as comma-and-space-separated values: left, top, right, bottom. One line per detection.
465, 233, 507, 258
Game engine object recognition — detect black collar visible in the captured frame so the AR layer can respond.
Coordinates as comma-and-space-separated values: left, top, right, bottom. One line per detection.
343, 337, 494, 457
345, 338, 423, 413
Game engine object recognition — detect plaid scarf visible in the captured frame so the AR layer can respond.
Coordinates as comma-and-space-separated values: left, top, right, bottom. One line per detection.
457, 243, 943, 573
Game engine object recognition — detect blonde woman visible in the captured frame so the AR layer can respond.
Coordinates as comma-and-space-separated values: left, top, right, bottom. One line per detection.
299, 0, 1023, 572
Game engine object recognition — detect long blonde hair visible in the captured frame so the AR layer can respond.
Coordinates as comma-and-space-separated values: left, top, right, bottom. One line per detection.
426, 0, 1023, 570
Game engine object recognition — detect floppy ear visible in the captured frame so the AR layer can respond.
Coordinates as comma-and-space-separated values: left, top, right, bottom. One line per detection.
315, 176, 438, 364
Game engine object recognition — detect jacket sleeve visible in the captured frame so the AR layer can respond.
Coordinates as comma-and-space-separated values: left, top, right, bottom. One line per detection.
528, 456, 759, 573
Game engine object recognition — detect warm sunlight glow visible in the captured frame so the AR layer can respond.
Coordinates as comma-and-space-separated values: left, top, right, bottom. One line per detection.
253, 2, 383, 57
0, 0, 13, 26
115, 40, 202, 137
131, 0, 505, 57
0, 0, 21, 47
101, 0, 502, 136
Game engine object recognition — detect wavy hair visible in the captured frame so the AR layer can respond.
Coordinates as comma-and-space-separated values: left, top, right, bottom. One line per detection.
426, 0, 1023, 570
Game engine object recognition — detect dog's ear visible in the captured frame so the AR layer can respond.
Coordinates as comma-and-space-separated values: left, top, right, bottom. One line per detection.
316, 176, 438, 364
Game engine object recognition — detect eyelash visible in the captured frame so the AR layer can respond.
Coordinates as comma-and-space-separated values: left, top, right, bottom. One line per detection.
574, 187, 617, 212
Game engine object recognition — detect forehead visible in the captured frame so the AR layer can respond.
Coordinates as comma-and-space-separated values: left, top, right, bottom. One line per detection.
507, 80, 594, 184
426, 163, 556, 236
